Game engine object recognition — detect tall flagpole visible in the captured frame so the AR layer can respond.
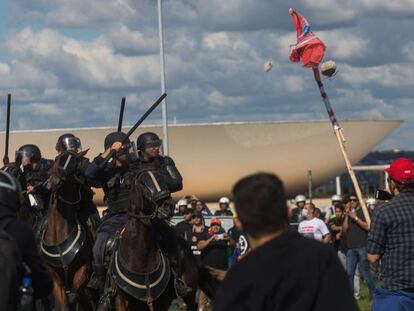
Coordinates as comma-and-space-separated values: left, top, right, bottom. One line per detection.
157, 0, 169, 155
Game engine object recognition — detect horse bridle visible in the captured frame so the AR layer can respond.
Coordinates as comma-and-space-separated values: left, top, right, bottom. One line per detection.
127, 174, 171, 225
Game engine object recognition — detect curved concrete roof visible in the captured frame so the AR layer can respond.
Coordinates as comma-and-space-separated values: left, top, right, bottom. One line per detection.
0, 120, 402, 203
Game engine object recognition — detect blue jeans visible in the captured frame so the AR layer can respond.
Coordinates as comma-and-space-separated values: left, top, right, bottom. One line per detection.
372, 287, 414, 311
346, 247, 376, 296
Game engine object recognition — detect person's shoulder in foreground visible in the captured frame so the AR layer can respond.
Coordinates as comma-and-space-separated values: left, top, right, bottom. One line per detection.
214, 231, 358, 311
213, 172, 358, 311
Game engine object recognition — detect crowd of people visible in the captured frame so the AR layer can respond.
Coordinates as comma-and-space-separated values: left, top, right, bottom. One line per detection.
0, 128, 413, 311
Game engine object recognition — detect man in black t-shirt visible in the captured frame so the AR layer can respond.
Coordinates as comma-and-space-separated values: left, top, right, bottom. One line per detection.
197, 218, 234, 270
174, 206, 193, 242
187, 211, 208, 261
342, 194, 375, 297
214, 173, 358, 311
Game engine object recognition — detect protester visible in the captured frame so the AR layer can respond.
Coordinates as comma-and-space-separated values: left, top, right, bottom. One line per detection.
328, 203, 361, 299
194, 200, 212, 216
327, 204, 345, 252
197, 218, 234, 270
214, 173, 358, 311
0, 171, 53, 309
290, 194, 307, 223
367, 158, 414, 310
186, 211, 208, 261
197, 217, 233, 310
214, 197, 233, 216
342, 193, 376, 297
325, 194, 342, 223
298, 203, 331, 243
174, 205, 193, 242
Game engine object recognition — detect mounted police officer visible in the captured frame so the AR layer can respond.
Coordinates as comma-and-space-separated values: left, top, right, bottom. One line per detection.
85, 132, 134, 292
133, 132, 190, 295
3, 144, 53, 217
55, 133, 101, 232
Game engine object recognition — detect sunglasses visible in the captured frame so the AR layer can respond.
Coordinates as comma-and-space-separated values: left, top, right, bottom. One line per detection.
349, 199, 358, 202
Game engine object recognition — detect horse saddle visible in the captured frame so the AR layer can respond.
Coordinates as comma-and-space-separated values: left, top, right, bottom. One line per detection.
41, 221, 86, 268
111, 245, 171, 302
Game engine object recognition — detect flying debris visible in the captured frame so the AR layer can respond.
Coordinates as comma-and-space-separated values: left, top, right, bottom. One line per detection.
264, 59, 273, 72
321, 60, 337, 77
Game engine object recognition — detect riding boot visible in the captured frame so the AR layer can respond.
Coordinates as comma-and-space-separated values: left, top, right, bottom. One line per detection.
88, 264, 106, 294
169, 256, 192, 297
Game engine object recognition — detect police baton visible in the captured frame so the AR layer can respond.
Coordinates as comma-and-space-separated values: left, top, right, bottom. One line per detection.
3, 94, 11, 165
117, 97, 126, 132
100, 93, 167, 168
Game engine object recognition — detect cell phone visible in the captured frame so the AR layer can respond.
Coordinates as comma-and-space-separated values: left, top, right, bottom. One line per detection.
375, 190, 392, 201
215, 234, 224, 240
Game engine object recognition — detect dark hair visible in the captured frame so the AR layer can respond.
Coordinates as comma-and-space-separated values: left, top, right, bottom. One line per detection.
343, 193, 357, 204
334, 203, 344, 212
232, 172, 288, 238
391, 178, 414, 193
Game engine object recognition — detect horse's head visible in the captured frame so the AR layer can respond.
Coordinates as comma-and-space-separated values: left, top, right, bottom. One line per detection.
128, 170, 173, 222
48, 150, 86, 192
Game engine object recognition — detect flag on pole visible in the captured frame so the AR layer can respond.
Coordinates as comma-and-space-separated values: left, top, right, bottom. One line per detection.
288, 8, 326, 68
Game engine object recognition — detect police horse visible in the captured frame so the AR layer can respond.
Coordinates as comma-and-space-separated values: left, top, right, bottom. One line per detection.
99, 170, 217, 311
40, 151, 95, 310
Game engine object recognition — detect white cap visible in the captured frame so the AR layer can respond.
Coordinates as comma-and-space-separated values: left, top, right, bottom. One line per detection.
219, 197, 230, 204
177, 199, 188, 207
295, 194, 306, 203
331, 194, 342, 202
366, 198, 376, 205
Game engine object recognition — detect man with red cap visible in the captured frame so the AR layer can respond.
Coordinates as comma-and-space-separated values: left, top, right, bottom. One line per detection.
367, 158, 414, 311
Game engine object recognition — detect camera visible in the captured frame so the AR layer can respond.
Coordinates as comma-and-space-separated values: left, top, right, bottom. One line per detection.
375, 189, 392, 201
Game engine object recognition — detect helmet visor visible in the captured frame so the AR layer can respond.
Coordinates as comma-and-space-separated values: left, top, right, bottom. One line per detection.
15, 150, 35, 164
145, 139, 162, 148
62, 137, 82, 152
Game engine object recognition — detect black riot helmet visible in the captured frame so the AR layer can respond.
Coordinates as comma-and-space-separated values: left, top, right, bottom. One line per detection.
15, 144, 41, 163
136, 132, 162, 151
104, 132, 131, 150
0, 171, 23, 211
56, 133, 82, 153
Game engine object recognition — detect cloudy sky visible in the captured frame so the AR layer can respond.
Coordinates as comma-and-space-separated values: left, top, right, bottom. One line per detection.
0, 0, 413, 149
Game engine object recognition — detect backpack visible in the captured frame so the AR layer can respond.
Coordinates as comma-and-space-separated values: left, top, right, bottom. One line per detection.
0, 218, 23, 310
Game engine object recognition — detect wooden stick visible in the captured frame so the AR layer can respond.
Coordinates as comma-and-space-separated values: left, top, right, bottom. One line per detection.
334, 128, 371, 226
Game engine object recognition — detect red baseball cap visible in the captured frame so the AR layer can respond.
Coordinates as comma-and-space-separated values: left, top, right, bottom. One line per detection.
385, 158, 414, 184
210, 218, 222, 226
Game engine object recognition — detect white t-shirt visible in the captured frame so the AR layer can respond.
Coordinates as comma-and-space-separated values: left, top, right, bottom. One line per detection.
298, 218, 330, 241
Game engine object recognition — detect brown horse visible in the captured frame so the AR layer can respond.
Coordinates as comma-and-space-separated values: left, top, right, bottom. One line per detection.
104, 171, 218, 311
40, 151, 95, 310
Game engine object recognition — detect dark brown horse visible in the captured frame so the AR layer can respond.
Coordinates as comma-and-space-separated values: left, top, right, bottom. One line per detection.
40, 151, 95, 310
105, 171, 218, 311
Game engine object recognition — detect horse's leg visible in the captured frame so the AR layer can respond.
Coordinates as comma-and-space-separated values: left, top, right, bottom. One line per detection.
72, 265, 95, 310
50, 270, 69, 311
115, 295, 128, 311
183, 292, 198, 311
72, 265, 89, 292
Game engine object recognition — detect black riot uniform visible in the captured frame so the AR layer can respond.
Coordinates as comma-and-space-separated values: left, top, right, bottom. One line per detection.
2, 145, 53, 218
85, 132, 134, 291
133, 132, 190, 295
55, 133, 101, 230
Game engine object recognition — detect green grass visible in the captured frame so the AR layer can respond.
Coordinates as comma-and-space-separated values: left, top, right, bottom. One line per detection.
357, 282, 372, 311
168, 284, 371, 311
